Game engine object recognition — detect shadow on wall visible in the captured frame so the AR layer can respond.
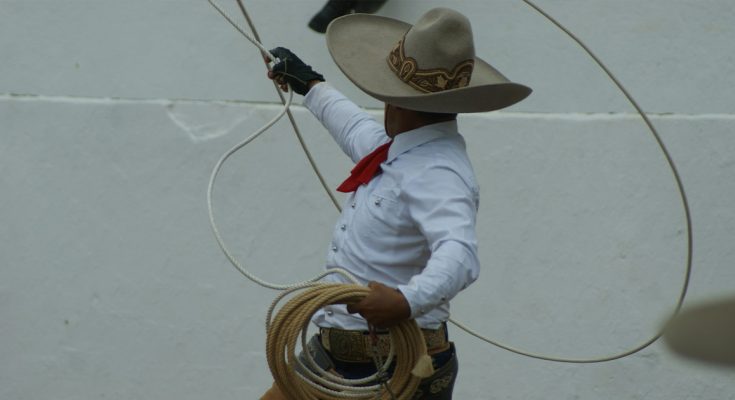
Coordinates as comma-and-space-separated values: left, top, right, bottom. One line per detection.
664, 295, 735, 368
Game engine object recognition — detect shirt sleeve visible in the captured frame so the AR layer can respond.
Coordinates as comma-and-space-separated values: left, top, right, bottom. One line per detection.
303, 82, 388, 163
397, 164, 481, 318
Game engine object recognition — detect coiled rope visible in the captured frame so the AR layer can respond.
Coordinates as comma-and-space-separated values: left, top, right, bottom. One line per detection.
205, 0, 694, 395
266, 284, 434, 399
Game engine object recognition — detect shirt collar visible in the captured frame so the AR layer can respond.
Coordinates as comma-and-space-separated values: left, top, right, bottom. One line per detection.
386, 120, 459, 163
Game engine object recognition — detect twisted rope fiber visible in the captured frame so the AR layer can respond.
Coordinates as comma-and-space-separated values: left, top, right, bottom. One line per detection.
206, 1, 694, 395
266, 284, 433, 399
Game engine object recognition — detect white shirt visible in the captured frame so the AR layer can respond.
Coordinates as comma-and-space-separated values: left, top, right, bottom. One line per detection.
304, 83, 480, 330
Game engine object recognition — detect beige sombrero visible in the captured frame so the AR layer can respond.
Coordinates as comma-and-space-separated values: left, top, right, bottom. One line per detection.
326, 7, 531, 113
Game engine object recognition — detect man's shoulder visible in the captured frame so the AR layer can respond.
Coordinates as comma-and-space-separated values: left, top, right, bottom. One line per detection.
397, 150, 479, 195
407, 136, 474, 172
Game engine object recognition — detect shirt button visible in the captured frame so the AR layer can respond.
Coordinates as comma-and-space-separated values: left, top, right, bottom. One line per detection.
441, 296, 447, 302
351, 202, 356, 208
340, 224, 347, 231
374, 198, 382, 206
326, 310, 334, 316
331, 245, 338, 252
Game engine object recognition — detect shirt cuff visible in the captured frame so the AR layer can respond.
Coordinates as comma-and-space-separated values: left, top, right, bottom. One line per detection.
303, 81, 330, 113
397, 282, 426, 319
397, 275, 452, 320
397, 246, 478, 319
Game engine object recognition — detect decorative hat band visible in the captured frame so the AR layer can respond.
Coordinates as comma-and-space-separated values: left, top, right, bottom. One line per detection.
387, 38, 475, 94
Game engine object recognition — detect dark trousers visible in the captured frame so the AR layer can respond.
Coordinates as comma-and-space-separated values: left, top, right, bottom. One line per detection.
300, 335, 459, 399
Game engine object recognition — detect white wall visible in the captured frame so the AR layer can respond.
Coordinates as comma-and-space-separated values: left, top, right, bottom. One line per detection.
2, 1, 734, 399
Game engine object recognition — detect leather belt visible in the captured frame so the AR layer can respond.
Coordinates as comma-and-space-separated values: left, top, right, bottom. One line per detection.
319, 324, 448, 363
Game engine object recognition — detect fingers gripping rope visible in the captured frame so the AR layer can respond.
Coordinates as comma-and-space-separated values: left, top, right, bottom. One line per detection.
206, 0, 693, 370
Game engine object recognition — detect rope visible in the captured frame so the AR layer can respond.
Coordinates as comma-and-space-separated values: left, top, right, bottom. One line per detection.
266, 283, 433, 399
206, 0, 693, 379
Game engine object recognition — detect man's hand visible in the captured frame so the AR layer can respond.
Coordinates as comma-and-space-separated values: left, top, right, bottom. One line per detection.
266, 47, 325, 95
346, 281, 411, 328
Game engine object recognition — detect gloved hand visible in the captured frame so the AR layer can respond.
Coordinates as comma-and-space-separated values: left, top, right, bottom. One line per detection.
268, 47, 325, 95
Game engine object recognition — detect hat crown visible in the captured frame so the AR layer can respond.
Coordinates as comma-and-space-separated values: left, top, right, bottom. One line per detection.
387, 8, 476, 94
403, 8, 475, 75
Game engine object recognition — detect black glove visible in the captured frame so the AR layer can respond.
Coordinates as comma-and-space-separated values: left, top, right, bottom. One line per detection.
269, 47, 325, 96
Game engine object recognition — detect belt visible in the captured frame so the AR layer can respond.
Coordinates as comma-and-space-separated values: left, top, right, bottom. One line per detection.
319, 324, 448, 363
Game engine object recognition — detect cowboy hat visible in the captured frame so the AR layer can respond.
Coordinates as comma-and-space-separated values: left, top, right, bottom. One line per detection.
325, 7, 532, 113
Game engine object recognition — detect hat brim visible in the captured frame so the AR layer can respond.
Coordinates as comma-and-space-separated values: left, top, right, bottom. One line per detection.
326, 13, 532, 113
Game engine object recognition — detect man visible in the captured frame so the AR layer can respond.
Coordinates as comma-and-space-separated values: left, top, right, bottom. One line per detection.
261, 7, 531, 399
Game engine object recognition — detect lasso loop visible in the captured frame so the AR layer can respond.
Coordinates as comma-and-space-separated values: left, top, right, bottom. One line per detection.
206, 0, 692, 367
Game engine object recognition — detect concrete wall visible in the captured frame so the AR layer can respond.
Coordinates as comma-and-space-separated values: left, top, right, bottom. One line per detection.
2, 1, 733, 399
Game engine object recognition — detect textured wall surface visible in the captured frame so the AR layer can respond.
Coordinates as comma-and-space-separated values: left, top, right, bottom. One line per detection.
1, 1, 734, 399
